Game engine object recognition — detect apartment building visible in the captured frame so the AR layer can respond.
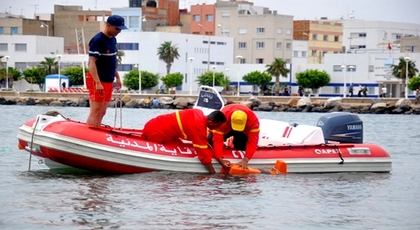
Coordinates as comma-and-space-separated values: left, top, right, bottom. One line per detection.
293, 19, 343, 64
213, 0, 293, 64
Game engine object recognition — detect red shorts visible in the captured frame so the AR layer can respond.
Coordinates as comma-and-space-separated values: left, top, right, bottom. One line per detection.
86, 72, 114, 102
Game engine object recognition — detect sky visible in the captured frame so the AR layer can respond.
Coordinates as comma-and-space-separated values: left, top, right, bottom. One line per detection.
2, 0, 420, 24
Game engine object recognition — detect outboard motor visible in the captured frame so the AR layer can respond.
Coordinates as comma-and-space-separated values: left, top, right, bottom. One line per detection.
316, 112, 363, 143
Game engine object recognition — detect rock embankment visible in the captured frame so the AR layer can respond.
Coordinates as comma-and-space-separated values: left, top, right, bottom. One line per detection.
1, 94, 420, 115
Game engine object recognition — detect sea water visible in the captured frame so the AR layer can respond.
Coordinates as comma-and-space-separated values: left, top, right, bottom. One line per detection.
1, 105, 419, 230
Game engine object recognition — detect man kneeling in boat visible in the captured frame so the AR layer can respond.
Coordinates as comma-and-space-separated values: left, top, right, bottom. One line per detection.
141, 109, 231, 173
209, 104, 260, 170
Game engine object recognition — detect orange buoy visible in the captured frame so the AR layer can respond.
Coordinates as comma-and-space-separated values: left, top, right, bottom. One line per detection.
221, 164, 261, 174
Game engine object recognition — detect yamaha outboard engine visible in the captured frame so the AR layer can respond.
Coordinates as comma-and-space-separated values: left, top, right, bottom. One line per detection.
316, 112, 363, 143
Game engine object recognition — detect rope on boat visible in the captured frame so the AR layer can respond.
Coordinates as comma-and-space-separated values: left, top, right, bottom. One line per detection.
113, 90, 123, 131
45, 110, 70, 120
28, 115, 41, 171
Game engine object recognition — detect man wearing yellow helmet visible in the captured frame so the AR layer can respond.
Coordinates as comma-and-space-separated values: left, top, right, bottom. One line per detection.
209, 104, 260, 169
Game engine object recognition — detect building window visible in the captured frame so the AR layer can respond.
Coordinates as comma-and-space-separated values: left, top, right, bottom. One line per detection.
302, 51, 307, 57
217, 42, 226, 45
15, 43, 27, 51
257, 27, 265, 34
294, 51, 298, 57
238, 28, 247, 34
396, 34, 402, 40
239, 58, 246, 64
405, 46, 415, 52
256, 58, 264, 64
358, 45, 366, 49
0, 43, 7, 51
277, 28, 282, 34
221, 11, 230, 18
311, 50, 317, 56
11, 27, 18, 34
312, 34, 317, 40
333, 65, 344, 72
276, 42, 282, 49
286, 29, 291, 35
359, 33, 366, 37
118, 43, 139, 50
0, 27, 3, 34
334, 86, 340, 94
334, 36, 339, 42
256, 42, 264, 49
193, 15, 200, 21
129, 16, 139, 28
323, 35, 328, 41
238, 42, 247, 49
206, 14, 214, 21
286, 43, 291, 50
117, 64, 133, 71
369, 65, 374, 72
221, 28, 230, 36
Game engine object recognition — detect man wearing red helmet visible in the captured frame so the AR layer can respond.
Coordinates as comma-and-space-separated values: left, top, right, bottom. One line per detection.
209, 104, 260, 169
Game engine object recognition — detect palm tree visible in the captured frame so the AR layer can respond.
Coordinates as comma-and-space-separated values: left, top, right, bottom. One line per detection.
39, 57, 58, 75
157, 41, 180, 75
391, 57, 419, 97
266, 58, 290, 95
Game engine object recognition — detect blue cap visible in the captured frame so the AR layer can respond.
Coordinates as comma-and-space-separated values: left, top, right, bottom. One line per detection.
107, 15, 128, 30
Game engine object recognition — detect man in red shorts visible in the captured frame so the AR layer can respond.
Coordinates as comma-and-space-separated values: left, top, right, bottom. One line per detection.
142, 109, 231, 174
209, 104, 260, 169
86, 15, 127, 127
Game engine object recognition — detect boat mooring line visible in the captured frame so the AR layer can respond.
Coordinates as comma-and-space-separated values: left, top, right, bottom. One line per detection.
28, 115, 41, 171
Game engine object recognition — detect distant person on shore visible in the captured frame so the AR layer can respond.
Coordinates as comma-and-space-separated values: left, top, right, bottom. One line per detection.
362, 86, 368, 97
415, 88, 420, 105
298, 86, 304, 97
86, 15, 127, 127
160, 84, 166, 94
62, 82, 66, 89
381, 85, 387, 98
349, 83, 354, 97
357, 84, 363, 97
141, 109, 230, 173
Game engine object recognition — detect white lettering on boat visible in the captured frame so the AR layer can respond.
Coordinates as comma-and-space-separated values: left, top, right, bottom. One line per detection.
105, 134, 194, 155
232, 150, 245, 158
347, 124, 362, 130
314, 149, 342, 155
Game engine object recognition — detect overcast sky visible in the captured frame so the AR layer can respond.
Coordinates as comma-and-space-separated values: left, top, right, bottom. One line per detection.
2, 0, 420, 24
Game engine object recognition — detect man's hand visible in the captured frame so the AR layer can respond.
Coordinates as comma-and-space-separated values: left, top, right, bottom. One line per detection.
217, 158, 231, 172
237, 157, 250, 170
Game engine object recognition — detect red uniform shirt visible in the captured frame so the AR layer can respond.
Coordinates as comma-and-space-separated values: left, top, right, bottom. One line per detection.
212, 104, 260, 159
142, 109, 213, 164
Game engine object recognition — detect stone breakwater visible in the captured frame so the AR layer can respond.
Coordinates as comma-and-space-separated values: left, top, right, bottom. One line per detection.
1, 92, 420, 115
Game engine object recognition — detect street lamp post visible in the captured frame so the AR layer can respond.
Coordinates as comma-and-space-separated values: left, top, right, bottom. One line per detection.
236, 55, 243, 96
198, 24, 211, 71
341, 65, 346, 97
56, 54, 62, 93
4, 56, 10, 89
211, 65, 216, 87
404, 57, 410, 99
40, 22, 49, 37
134, 64, 142, 94
188, 57, 194, 95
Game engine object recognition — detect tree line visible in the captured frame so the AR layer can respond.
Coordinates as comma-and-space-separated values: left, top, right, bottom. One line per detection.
1, 44, 419, 95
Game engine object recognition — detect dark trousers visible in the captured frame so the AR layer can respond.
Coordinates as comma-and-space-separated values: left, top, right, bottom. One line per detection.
208, 130, 248, 150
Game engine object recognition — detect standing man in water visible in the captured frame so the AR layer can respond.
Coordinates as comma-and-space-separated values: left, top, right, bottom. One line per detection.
86, 15, 127, 127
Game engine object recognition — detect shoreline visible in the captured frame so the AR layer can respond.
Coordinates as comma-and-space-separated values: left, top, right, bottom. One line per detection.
1, 91, 419, 115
